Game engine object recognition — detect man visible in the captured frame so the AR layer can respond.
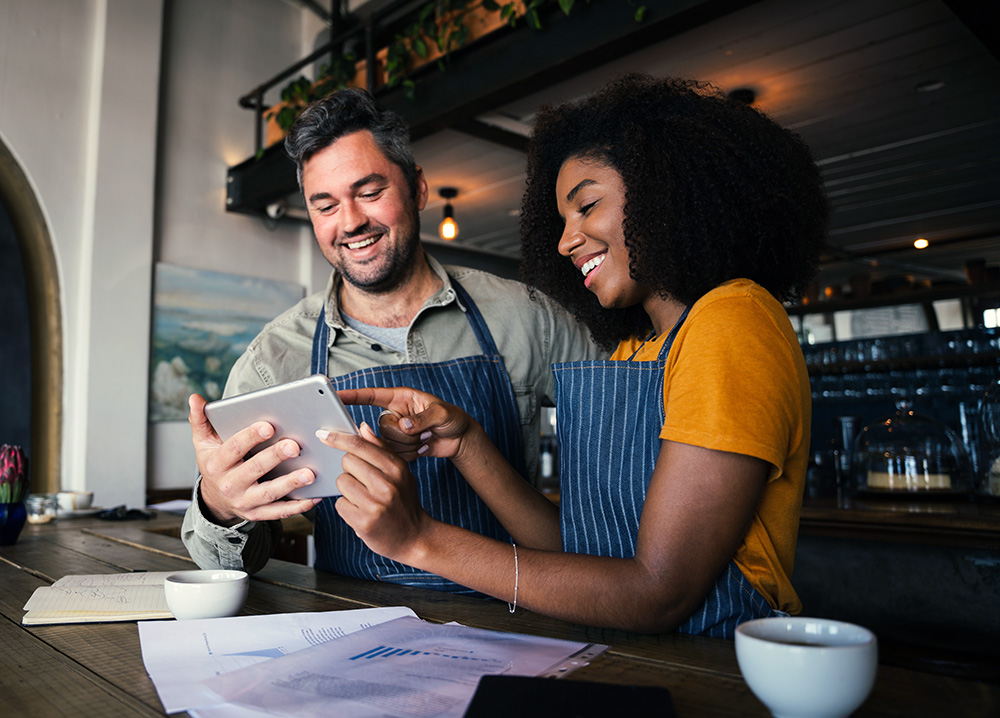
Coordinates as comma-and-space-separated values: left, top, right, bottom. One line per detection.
181, 88, 601, 593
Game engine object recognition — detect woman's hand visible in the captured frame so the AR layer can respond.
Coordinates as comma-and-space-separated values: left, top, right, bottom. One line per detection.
338, 386, 561, 552
338, 386, 480, 462
317, 422, 432, 565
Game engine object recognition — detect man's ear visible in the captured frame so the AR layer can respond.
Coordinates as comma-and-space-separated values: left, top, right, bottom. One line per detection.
414, 166, 429, 211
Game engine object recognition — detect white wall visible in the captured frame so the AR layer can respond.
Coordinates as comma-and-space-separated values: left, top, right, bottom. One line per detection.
0, 0, 326, 504
149, 0, 327, 492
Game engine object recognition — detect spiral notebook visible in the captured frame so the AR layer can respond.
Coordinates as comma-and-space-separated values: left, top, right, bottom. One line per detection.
22, 571, 174, 625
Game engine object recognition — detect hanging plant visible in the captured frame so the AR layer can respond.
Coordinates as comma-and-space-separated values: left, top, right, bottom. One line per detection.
384, 0, 474, 98
264, 52, 360, 134
263, 0, 646, 140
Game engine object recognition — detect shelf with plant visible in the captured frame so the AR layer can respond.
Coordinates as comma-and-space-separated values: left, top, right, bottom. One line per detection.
262, 0, 646, 148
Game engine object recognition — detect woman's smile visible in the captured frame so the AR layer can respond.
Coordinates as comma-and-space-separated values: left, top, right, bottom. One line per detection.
579, 252, 606, 287
556, 157, 645, 309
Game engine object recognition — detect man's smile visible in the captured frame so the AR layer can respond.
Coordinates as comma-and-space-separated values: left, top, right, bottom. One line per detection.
345, 235, 379, 250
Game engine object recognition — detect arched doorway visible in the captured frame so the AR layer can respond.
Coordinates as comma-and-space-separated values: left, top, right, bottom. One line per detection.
0, 139, 62, 494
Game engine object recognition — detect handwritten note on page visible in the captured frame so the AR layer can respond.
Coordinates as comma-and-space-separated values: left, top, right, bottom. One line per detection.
22, 572, 175, 625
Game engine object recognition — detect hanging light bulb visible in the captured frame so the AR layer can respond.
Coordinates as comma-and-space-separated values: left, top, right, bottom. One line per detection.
438, 187, 459, 241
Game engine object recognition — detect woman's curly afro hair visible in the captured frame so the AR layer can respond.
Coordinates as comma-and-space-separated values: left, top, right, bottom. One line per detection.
519, 74, 829, 350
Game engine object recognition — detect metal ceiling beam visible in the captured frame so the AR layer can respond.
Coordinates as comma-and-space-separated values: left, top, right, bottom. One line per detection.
452, 120, 528, 153
288, 0, 334, 25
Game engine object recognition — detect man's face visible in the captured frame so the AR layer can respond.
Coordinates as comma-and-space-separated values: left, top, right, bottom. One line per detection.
302, 130, 427, 293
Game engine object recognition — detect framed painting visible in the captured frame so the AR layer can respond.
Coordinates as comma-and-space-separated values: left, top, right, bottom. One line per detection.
149, 264, 305, 421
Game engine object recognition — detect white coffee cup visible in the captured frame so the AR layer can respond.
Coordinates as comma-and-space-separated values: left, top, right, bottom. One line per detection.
735, 616, 878, 718
56, 491, 94, 511
164, 570, 249, 620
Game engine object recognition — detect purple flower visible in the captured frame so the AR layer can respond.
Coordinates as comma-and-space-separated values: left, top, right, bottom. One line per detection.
0, 445, 29, 504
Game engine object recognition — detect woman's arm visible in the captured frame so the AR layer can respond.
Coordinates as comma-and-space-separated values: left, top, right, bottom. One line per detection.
328, 425, 768, 634
336, 387, 560, 550
441, 419, 561, 550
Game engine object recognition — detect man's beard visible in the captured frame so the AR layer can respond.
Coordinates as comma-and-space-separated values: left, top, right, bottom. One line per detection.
335, 221, 422, 294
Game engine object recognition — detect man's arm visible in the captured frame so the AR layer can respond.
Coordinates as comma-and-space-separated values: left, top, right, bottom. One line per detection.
180, 477, 282, 573
180, 393, 321, 573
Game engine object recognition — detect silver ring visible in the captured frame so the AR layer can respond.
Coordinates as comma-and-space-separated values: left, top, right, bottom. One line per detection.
378, 409, 399, 422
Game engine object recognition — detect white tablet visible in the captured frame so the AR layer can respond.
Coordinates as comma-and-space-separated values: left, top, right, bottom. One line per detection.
204, 374, 359, 499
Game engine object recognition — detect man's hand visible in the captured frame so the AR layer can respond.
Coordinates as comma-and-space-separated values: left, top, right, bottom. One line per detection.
338, 386, 480, 462
188, 393, 320, 526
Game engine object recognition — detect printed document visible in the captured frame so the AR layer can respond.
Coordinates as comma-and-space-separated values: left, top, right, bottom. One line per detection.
200, 615, 606, 718
139, 606, 417, 714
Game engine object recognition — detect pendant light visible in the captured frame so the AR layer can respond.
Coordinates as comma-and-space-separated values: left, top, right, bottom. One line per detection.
438, 187, 459, 241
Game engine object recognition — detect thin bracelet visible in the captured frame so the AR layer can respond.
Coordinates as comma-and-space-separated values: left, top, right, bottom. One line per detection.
508, 543, 519, 613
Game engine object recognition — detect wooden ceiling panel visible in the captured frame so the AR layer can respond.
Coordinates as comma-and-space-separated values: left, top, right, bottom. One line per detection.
239, 0, 1000, 282
434, 0, 1000, 279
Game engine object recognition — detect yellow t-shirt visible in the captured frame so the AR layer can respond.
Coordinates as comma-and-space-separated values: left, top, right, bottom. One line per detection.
611, 279, 807, 614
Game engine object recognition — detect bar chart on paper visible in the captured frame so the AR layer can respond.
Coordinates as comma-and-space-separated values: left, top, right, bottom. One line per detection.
200, 616, 608, 718
350, 645, 500, 665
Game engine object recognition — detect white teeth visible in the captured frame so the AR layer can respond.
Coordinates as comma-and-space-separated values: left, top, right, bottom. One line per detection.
346, 236, 377, 250
580, 254, 605, 277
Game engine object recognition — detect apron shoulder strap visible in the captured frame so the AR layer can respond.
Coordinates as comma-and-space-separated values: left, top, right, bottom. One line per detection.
624, 305, 692, 363
311, 306, 330, 376
657, 305, 691, 361
449, 277, 500, 356
310, 275, 501, 377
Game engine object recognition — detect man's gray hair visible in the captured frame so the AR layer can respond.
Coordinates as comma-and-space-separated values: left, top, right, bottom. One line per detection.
284, 87, 419, 197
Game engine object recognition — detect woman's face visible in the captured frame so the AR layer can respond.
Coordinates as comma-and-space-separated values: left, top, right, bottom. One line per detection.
555, 156, 649, 311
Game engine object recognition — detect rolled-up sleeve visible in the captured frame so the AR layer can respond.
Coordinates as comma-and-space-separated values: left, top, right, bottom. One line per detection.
180, 478, 281, 574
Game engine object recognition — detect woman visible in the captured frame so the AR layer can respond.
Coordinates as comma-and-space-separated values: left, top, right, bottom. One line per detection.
320, 74, 828, 637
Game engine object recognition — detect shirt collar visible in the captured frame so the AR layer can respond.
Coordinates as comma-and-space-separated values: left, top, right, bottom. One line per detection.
322, 251, 464, 338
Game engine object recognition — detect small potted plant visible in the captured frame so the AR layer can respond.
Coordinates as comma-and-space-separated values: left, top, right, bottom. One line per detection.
0, 444, 29, 545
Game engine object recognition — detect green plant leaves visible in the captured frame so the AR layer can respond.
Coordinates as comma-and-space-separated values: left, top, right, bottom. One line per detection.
265, 0, 643, 132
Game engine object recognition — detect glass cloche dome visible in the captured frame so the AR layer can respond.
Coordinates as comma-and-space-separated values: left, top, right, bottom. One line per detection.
853, 400, 972, 495
978, 379, 1000, 499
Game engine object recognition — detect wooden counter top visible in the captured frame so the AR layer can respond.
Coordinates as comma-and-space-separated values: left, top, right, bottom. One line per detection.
1, 512, 998, 716
800, 495, 1000, 549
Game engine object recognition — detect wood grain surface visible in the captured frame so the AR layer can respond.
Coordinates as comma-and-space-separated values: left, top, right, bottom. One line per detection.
2, 513, 997, 717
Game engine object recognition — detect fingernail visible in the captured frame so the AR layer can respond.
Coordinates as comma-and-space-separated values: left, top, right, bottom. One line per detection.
315, 429, 330, 441
417, 444, 429, 455
298, 471, 312, 485
420, 430, 432, 441
401, 418, 414, 430
283, 442, 298, 457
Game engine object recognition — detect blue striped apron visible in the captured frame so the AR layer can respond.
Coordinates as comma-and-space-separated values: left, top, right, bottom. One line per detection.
554, 308, 778, 638
310, 278, 525, 594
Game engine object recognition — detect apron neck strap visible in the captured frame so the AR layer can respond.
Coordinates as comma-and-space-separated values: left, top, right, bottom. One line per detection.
311, 275, 497, 376
625, 305, 691, 362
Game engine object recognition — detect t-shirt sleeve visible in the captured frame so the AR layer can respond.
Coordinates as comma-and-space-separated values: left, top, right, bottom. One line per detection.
660, 294, 802, 475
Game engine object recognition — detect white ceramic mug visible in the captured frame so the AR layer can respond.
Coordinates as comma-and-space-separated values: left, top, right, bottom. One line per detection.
56, 491, 94, 511
164, 570, 249, 620
735, 616, 878, 718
